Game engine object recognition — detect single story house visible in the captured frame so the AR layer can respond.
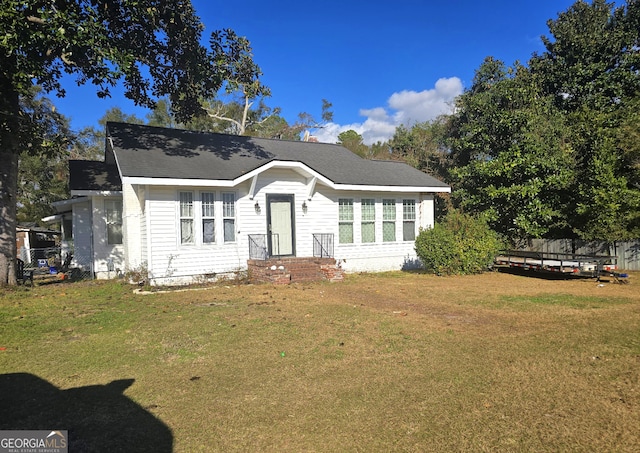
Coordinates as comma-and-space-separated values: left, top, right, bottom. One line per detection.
47, 122, 450, 285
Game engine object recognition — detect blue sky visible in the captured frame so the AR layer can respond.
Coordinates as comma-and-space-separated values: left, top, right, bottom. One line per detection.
54, 0, 583, 144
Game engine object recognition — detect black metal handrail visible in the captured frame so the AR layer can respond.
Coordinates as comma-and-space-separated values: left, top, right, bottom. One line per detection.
313, 233, 334, 258
248, 234, 268, 260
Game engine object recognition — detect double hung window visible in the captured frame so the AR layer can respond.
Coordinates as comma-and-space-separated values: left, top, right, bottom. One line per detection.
338, 199, 354, 244
403, 200, 416, 241
382, 199, 396, 242
361, 199, 375, 243
179, 192, 194, 244
222, 192, 236, 243
105, 200, 123, 245
202, 192, 215, 243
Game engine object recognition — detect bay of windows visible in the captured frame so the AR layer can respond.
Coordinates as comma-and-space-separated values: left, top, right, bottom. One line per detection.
178, 191, 235, 245
338, 198, 418, 245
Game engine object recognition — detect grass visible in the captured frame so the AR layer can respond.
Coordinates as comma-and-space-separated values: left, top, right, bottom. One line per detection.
1, 271, 639, 452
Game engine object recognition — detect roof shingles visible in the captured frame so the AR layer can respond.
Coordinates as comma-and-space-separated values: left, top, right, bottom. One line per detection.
72, 122, 449, 191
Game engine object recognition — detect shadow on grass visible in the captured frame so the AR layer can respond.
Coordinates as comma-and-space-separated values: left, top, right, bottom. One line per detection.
0, 373, 172, 452
495, 266, 588, 281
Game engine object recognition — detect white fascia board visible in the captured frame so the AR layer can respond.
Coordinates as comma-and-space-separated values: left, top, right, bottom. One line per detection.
42, 214, 64, 223
121, 161, 334, 188
52, 197, 89, 210
248, 174, 258, 199
122, 176, 236, 187
70, 190, 123, 197
331, 184, 452, 193
120, 161, 452, 194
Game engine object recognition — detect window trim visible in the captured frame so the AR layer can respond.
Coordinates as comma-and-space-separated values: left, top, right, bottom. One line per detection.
382, 199, 396, 242
403, 199, 416, 241
361, 198, 376, 243
105, 199, 123, 245
222, 191, 237, 243
179, 191, 195, 245
338, 198, 354, 244
201, 191, 216, 244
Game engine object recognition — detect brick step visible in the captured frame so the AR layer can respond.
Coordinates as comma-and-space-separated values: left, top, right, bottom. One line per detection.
247, 257, 344, 284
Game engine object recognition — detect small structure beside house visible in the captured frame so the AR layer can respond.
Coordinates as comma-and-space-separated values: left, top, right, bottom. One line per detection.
16, 224, 60, 265
45, 122, 450, 285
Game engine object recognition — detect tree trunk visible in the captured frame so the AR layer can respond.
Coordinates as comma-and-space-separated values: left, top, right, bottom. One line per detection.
0, 74, 20, 285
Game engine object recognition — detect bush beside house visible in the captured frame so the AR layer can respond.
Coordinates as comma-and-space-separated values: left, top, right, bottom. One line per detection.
415, 210, 504, 275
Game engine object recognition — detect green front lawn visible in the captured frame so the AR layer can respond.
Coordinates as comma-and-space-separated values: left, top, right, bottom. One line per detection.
1, 272, 639, 452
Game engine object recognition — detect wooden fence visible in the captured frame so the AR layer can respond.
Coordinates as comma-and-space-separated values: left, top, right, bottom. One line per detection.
513, 239, 640, 271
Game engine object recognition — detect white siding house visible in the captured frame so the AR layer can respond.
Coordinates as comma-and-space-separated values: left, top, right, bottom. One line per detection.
50, 122, 450, 285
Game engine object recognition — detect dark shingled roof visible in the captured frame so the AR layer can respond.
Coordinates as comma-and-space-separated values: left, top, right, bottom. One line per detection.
104, 122, 449, 189
69, 160, 122, 191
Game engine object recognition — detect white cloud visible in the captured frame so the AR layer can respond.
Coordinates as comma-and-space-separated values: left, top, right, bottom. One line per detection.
313, 77, 463, 145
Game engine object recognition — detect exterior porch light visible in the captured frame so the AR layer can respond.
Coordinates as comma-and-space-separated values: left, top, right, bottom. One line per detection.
302, 201, 308, 213
254, 201, 261, 214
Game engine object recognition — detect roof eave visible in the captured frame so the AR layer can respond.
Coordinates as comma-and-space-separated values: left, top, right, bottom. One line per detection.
70, 190, 122, 197
120, 160, 451, 193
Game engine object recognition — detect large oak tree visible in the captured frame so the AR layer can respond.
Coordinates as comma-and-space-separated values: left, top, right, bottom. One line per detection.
1, 1, 235, 284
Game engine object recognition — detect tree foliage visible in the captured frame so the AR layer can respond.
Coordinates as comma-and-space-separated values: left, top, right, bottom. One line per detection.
389, 119, 450, 182
528, 0, 640, 241
0, 0, 238, 284
442, 0, 640, 243
446, 59, 574, 241
17, 88, 71, 225
337, 130, 368, 157
204, 29, 277, 135
73, 107, 145, 161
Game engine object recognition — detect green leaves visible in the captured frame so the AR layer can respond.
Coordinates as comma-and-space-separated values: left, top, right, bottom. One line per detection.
444, 0, 640, 243
415, 211, 504, 275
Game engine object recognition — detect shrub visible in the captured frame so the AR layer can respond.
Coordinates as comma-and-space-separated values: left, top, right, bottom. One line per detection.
415, 210, 504, 275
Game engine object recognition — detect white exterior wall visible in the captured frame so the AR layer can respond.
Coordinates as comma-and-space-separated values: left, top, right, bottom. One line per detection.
141, 168, 438, 284
71, 200, 93, 273
320, 189, 431, 273
92, 196, 125, 279
121, 182, 144, 272
139, 186, 148, 272
145, 185, 248, 285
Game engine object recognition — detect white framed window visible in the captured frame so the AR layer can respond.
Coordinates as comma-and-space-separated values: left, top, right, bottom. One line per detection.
361, 199, 375, 243
383, 199, 396, 242
179, 191, 194, 244
338, 198, 354, 244
222, 192, 236, 243
403, 199, 416, 241
202, 192, 215, 244
105, 199, 123, 245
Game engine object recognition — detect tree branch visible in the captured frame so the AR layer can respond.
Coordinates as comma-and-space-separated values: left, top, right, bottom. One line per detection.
26, 16, 46, 25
